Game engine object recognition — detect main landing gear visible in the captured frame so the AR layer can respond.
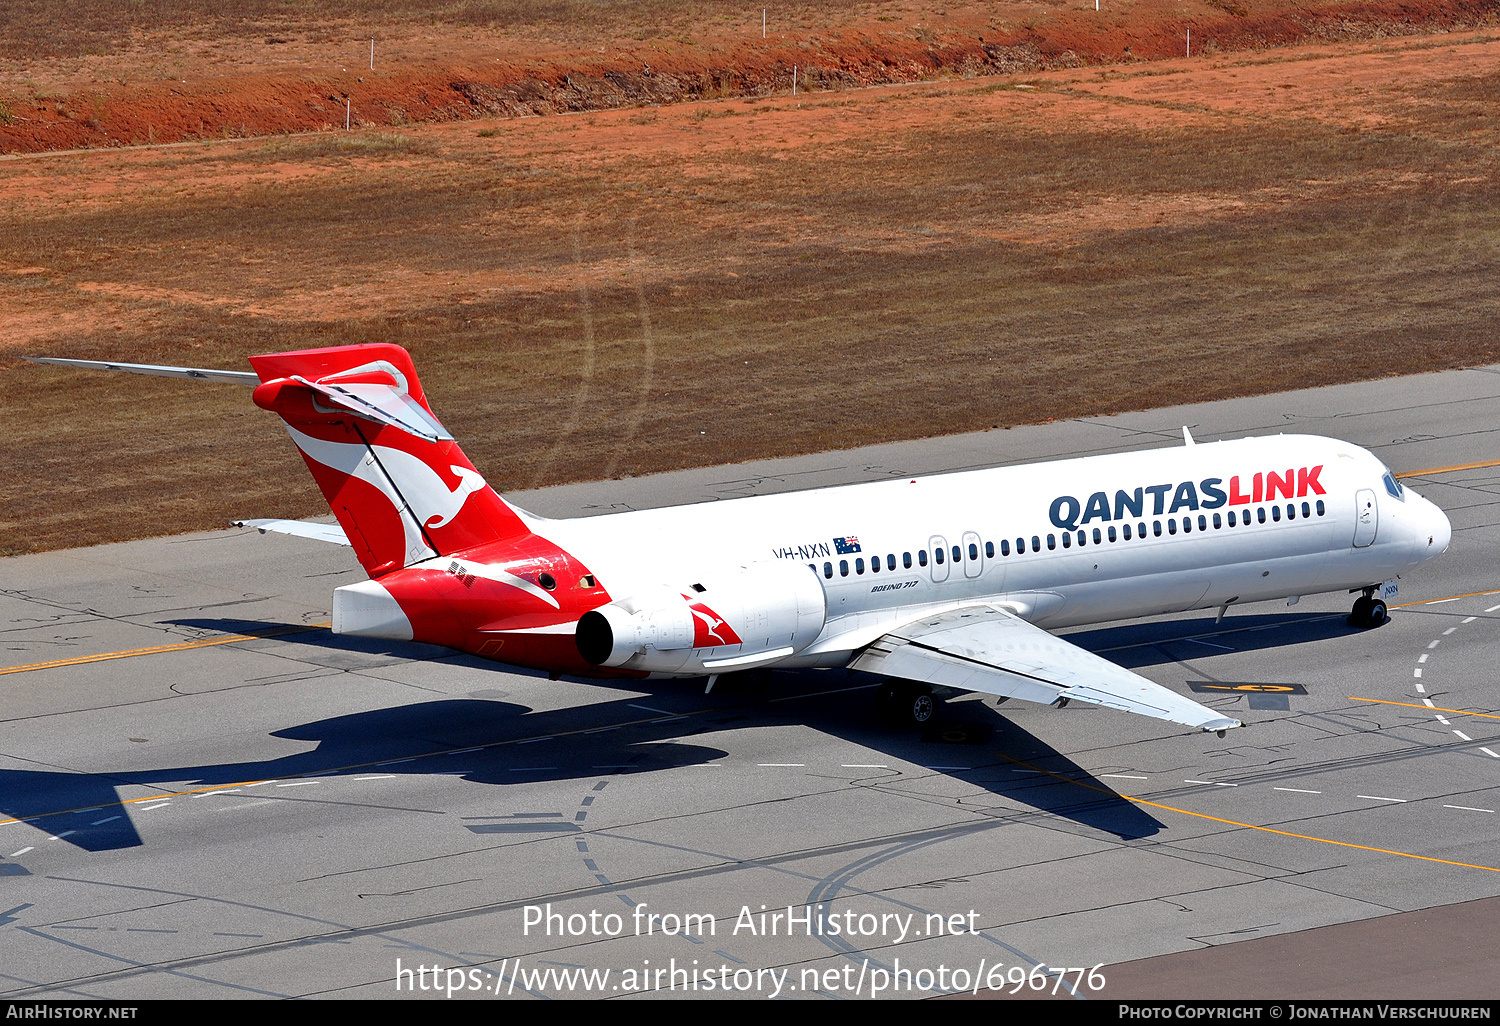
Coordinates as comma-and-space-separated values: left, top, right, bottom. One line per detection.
876, 681, 938, 729
1348, 589, 1388, 629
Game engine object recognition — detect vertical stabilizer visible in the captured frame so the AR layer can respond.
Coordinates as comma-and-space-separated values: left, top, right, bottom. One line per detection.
248, 345, 528, 577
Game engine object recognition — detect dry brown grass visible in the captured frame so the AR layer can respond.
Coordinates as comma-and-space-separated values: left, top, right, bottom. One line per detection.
4, 39, 1500, 555
0, 0, 863, 60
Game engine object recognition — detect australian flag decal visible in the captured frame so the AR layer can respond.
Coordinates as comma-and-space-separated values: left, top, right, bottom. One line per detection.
833, 536, 862, 555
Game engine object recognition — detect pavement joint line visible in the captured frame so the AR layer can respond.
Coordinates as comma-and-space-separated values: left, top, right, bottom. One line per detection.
0, 684, 852, 826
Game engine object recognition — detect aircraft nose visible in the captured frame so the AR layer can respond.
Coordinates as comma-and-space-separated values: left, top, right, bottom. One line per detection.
1418, 493, 1452, 556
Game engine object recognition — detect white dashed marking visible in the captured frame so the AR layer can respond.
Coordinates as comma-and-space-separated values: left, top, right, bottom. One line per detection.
1453, 731, 1472, 742
1443, 805, 1494, 813
1481, 748, 1499, 759
139, 802, 172, 811
276, 781, 319, 788
1275, 787, 1322, 794
1436, 715, 1451, 725
759, 764, 806, 768
90, 816, 120, 826
1462, 616, 1477, 624
1443, 627, 1458, 636
1419, 654, 1429, 663
1428, 640, 1441, 649
1414, 668, 1423, 678
353, 774, 396, 780
1357, 795, 1408, 803
9, 847, 33, 857
1185, 780, 1236, 786
1102, 774, 1148, 780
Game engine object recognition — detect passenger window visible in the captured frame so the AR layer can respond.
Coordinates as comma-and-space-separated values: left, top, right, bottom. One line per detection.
1316, 500, 1325, 516
1286, 504, 1295, 520
1077, 531, 1086, 547
1182, 517, 1191, 533
1107, 526, 1116, 542
1153, 521, 1162, 537
1257, 507, 1267, 524
856, 557, 865, 574
823, 562, 833, 579
1271, 506, 1281, 522
1302, 502, 1310, 518
1032, 535, 1041, 552
934, 547, 944, 565
984, 541, 993, 558
1001, 539, 1011, 556
839, 560, 849, 577
1122, 523, 1131, 540
969, 543, 979, 560
1062, 532, 1072, 548
1047, 534, 1056, 550
1169, 519, 1178, 535
903, 552, 912, 569
887, 553, 896, 571
1137, 521, 1146, 538
1228, 510, 1237, 527
952, 545, 961, 563
869, 556, 879, 573
1212, 513, 1221, 529
918, 550, 928, 566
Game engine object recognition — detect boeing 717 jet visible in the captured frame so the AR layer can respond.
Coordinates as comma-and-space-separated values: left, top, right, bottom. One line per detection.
31, 345, 1452, 737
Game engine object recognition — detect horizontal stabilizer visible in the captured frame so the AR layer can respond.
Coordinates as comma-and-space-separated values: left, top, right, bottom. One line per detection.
25, 356, 258, 386
853, 606, 1241, 733
233, 519, 351, 546
289, 374, 453, 443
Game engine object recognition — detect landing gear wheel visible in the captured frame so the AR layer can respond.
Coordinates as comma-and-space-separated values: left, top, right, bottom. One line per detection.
905, 685, 937, 728
1348, 595, 1387, 628
877, 682, 937, 728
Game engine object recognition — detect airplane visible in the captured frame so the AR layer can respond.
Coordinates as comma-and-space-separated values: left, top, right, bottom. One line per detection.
28, 344, 1453, 739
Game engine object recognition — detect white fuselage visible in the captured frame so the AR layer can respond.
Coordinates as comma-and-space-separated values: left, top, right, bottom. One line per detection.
539, 434, 1451, 674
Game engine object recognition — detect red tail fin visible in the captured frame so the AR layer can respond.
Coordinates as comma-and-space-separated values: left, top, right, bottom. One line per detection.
248, 344, 528, 577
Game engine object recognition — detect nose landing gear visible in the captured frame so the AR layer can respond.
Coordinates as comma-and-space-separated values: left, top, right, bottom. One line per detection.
1348, 589, 1388, 629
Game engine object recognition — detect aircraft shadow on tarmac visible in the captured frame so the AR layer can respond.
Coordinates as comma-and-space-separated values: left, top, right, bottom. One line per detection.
0, 609, 1364, 860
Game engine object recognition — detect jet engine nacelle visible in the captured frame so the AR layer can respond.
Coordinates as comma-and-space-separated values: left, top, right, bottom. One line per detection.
576, 561, 827, 674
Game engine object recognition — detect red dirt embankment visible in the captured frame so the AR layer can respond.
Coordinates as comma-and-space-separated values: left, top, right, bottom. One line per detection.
2, 0, 1495, 153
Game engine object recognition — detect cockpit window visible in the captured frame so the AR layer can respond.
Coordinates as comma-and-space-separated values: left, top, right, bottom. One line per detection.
1382, 470, 1405, 500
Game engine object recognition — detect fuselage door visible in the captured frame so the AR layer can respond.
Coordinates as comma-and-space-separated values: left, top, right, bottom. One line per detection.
1353, 488, 1377, 548
929, 535, 950, 583
961, 530, 983, 579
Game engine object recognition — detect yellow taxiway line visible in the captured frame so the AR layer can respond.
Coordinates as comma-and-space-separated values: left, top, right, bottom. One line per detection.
1348, 697, 1500, 722
0, 623, 331, 677
1395, 458, 1500, 479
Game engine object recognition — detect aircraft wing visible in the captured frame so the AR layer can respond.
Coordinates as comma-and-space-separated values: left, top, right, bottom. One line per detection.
850, 606, 1241, 733
233, 519, 351, 546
